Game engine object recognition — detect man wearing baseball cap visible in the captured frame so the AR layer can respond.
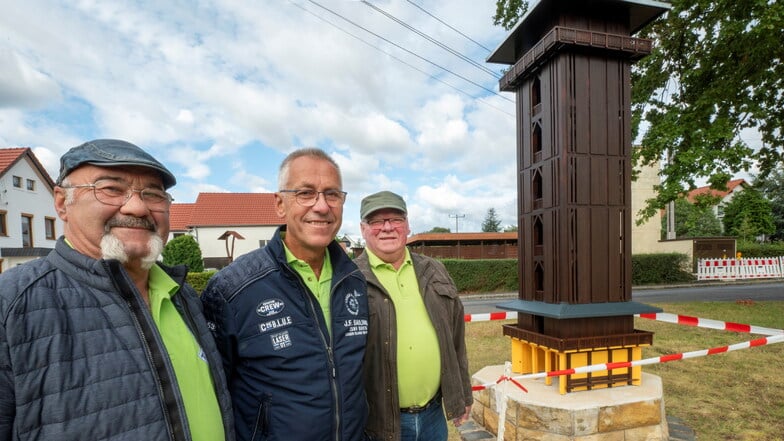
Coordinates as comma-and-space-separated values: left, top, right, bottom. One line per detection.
0, 139, 234, 441
356, 190, 472, 441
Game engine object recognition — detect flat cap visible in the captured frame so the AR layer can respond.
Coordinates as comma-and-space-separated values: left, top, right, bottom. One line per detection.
360, 190, 407, 220
57, 139, 176, 189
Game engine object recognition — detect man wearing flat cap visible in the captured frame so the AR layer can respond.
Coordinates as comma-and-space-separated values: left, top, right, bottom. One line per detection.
0, 139, 234, 441
355, 191, 472, 441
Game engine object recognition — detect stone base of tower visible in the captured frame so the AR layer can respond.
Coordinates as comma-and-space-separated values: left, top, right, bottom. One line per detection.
471, 366, 669, 441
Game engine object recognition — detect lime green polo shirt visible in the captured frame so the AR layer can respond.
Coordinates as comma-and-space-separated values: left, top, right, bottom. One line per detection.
148, 265, 225, 441
366, 248, 441, 407
284, 242, 334, 335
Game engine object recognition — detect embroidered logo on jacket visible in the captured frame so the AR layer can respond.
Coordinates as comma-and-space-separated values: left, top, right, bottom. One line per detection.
345, 289, 362, 316
270, 330, 292, 350
256, 298, 285, 317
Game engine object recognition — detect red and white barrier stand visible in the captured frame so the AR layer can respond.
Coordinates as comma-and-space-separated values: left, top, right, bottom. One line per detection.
697, 256, 784, 281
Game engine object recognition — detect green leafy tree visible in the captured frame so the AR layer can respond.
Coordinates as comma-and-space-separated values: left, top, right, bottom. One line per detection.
721, 188, 775, 241
493, 0, 784, 222
481, 208, 502, 232
162, 234, 204, 272
503, 225, 518, 232
661, 197, 722, 239
426, 226, 451, 233
492, 0, 529, 29
753, 170, 784, 241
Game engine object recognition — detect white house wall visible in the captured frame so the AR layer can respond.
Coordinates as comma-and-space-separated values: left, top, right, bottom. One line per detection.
0, 157, 63, 270
191, 225, 280, 260
630, 162, 663, 255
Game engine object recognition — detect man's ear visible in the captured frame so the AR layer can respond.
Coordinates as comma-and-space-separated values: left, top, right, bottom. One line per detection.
54, 187, 68, 221
274, 193, 286, 218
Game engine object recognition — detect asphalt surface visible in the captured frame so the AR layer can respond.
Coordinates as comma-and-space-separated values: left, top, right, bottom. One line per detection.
461, 279, 784, 315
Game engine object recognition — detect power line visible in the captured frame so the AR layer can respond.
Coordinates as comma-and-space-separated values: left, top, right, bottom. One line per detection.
360, 0, 500, 79
405, 0, 494, 53
289, 2, 514, 117
306, 0, 514, 104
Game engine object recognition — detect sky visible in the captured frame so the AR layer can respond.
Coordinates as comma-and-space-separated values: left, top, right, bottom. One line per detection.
0, 0, 518, 241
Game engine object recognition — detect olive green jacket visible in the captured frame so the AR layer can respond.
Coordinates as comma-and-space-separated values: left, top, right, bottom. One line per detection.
355, 251, 472, 441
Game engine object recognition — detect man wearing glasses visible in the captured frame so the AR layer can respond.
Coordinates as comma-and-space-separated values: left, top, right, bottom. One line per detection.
202, 148, 369, 441
355, 191, 472, 441
0, 139, 234, 440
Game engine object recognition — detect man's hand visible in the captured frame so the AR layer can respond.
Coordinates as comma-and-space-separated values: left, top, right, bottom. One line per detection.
452, 406, 471, 427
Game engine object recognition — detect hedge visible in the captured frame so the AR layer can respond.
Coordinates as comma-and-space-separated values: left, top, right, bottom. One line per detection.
186, 253, 700, 294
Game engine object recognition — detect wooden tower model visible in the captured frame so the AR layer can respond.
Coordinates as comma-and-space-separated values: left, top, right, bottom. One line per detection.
489, 0, 669, 393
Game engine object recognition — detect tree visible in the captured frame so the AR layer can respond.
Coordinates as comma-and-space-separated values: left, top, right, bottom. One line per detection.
661, 197, 722, 239
426, 226, 451, 233
162, 234, 204, 272
481, 208, 502, 232
721, 188, 775, 242
493, 0, 784, 222
753, 170, 784, 241
503, 225, 518, 232
492, 0, 529, 30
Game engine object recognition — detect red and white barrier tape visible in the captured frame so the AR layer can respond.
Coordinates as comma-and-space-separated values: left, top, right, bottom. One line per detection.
637, 312, 783, 336
465, 311, 784, 337
468, 311, 784, 391
464, 311, 517, 322
472, 333, 784, 391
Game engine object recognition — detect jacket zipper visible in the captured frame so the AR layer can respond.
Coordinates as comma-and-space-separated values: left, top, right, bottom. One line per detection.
287, 264, 343, 441
104, 260, 186, 441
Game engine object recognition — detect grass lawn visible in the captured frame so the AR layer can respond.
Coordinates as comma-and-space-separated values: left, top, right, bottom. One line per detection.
449, 301, 784, 441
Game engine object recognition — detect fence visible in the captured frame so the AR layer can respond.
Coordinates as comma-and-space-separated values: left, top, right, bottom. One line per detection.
696, 256, 784, 281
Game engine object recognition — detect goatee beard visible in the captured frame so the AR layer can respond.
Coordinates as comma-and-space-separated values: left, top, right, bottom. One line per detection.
101, 233, 164, 270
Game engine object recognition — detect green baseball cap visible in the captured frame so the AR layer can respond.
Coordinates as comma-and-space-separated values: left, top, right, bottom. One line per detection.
360, 191, 407, 220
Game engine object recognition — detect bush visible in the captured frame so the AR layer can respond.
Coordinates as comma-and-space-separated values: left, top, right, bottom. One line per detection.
737, 241, 784, 258
187, 270, 217, 294
631, 253, 695, 285
440, 259, 518, 293
162, 235, 204, 272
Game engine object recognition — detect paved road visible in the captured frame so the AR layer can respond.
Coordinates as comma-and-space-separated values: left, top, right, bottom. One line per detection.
461, 280, 784, 315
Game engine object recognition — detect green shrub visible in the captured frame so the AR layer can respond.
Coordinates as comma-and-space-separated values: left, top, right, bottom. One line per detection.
440, 259, 518, 293
737, 241, 784, 258
187, 270, 217, 294
631, 253, 695, 285
163, 235, 204, 272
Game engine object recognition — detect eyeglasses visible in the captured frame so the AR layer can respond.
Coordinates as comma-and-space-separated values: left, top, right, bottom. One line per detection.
364, 217, 407, 231
279, 189, 347, 207
61, 179, 173, 212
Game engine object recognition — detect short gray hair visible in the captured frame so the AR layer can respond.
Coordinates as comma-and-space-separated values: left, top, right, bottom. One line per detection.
59, 178, 76, 205
278, 148, 341, 190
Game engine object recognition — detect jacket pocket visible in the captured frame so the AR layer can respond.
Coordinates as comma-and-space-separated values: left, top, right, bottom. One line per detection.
251, 394, 271, 441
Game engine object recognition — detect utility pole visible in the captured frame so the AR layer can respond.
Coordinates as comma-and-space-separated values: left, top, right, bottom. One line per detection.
449, 214, 465, 233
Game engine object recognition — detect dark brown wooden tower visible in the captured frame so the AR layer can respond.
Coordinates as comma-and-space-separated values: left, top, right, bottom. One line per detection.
489, 0, 669, 393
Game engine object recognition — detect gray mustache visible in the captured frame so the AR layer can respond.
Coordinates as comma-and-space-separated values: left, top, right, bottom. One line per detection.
106, 217, 155, 231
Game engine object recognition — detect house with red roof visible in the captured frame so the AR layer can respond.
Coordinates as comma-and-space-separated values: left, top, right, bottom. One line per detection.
0, 148, 62, 272
685, 178, 748, 225
168, 193, 283, 268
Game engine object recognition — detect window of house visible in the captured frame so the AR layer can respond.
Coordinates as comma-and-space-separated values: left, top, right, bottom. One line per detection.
45, 217, 56, 240
259, 239, 269, 248
0, 211, 7, 236
173, 232, 184, 238
22, 214, 33, 247
12, 176, 22, 188
26, 179, 35, 191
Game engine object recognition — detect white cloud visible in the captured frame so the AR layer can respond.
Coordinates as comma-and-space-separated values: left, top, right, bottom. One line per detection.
0, 48, 61, 109
1, 0, 522, 239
